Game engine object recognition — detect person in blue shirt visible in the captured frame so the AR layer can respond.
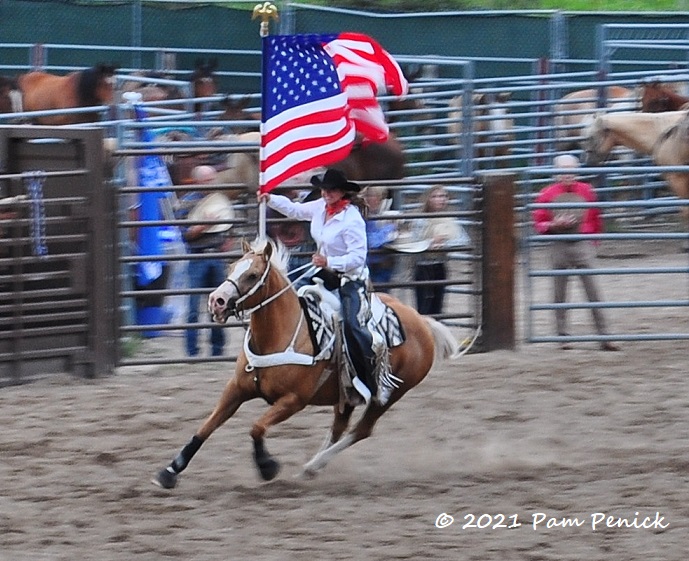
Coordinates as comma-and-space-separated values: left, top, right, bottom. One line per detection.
363, 185, 397, 292
177, 165, 233, 357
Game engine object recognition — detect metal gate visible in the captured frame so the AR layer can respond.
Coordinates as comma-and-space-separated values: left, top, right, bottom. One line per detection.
0, 126, 118, 385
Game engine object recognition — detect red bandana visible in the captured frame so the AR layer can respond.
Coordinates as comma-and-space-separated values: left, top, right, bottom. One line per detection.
325, 199, 350, 219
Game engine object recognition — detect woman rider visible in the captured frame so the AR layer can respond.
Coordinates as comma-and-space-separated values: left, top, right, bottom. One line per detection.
258, 169, 393, 405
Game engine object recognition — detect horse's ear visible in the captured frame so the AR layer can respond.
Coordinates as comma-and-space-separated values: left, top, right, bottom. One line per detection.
263, 239, 274, 262
209, 58, 219, 71
241, 238, 252, 253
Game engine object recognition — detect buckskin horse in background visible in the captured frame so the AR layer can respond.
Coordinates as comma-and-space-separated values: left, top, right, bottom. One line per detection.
15, 63, 118, 125
153, 239, 459, 488
640, 81, 689, 113
553, 85, 638, 151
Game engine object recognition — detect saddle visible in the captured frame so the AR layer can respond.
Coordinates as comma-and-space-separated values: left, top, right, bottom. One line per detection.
297, 278, 406, 407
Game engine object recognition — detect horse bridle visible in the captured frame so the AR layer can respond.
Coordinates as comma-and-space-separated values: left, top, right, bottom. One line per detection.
228, 257, 317, 320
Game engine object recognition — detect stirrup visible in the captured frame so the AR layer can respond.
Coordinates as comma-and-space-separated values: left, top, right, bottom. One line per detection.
351, 376, 372, 405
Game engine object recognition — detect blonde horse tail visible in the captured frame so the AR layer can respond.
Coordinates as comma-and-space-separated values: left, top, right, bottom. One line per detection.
423, 317, 460, 361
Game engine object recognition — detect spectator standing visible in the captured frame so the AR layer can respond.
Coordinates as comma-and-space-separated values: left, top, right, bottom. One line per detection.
532, 154, 619, 351
412, 185, 470, 315
177, 165, 234, 357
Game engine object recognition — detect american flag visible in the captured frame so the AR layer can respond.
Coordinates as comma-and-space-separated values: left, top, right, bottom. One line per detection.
259, 32, 408, 193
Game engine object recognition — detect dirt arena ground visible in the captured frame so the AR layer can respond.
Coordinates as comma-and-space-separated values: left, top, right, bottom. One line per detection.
1, 240, 688, 560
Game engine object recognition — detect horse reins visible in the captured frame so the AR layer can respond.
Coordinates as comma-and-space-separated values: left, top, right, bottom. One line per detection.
231, 259, 318, 320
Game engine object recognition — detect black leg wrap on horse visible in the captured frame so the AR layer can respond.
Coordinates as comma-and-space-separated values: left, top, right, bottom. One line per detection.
171, 434, 204, 474
253, 439, 280, 481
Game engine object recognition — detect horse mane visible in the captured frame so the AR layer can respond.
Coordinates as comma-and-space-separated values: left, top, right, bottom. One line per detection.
77, 63, 116, 106
0, 75, 17, 90
250, 238, 292, 276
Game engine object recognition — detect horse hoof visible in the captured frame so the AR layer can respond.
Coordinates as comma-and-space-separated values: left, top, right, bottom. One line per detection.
257, 458, 280, 481
298, 467, 318, 480
153, 468, 177, 489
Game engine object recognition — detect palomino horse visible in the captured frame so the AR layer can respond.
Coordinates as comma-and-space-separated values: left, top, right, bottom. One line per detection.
154, 239, 459, 488
554, 86, 638, 150
448, 92, 515, 165
640, 81, 689, 113
582, 110, 689, 230
15, 63, 118, 125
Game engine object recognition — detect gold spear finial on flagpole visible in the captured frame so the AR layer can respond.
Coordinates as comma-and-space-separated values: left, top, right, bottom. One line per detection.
252, 2, 279, 38
253, 2, 278, 240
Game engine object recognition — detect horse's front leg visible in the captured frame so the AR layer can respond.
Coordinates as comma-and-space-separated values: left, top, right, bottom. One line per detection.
250, 392, 306, 481
154, 377, 249, 490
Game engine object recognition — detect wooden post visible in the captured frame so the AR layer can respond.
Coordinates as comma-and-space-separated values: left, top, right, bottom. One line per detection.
481, 173, 516, 350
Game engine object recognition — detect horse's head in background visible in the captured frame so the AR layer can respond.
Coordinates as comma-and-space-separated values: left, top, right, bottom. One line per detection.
78, 63, 118, 107
189, 58, 218, 100
640, 81, 689, 113
581, 115, 612, 166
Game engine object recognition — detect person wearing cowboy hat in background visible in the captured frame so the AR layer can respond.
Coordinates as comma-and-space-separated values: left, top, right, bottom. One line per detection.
176, 165, 234, 357
258, 168, 395, 406
532, 154, 619, 352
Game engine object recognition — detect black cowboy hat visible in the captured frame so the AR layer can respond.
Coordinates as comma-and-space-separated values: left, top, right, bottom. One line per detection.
310, 169, 361, 193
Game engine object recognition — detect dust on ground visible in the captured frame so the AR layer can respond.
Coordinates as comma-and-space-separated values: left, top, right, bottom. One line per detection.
1, 240, 688, 560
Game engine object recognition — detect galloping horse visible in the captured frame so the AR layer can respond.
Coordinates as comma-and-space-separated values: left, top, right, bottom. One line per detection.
154, 239, 459, 488
448, 92, 515, 165
582, 110, 689, 230
640, 81, 689, 113
553, 86, 637, 150
16, 63, 117, 125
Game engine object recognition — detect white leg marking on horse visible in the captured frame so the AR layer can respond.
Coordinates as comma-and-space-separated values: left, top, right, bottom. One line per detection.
302, 433, 356, 477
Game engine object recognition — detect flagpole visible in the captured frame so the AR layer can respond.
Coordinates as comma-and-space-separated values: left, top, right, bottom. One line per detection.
253, 2, 278, 242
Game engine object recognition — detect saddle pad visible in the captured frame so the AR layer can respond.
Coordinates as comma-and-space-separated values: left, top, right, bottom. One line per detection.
299, 292, 406, 355
299, 292, 336, 359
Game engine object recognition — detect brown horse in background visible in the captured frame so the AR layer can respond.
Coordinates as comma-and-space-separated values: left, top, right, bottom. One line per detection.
16, 63, 118, 125
640, 81, 689, 113
154, 239, 459, 488
0, 76, 17, 115
121, 58, 218, 112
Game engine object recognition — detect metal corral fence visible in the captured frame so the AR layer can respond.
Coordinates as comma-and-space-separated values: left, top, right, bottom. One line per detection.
521, 164, 689, 348
2, 21, 689, 376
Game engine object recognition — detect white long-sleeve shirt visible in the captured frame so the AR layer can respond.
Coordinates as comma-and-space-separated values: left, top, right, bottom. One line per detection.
267, 194, 369, 279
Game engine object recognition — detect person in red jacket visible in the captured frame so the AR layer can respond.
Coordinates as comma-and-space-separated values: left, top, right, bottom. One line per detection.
532, 154, 619, 351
